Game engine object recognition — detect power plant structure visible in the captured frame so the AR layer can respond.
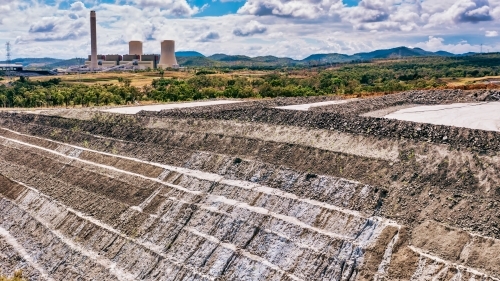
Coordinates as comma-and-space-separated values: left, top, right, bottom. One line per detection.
158, 40, 178, 69
129, 41, 143, 56
89, 11, 98, 70
84, 11, 179, 71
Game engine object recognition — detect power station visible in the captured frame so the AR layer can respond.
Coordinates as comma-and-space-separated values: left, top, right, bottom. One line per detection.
159, 40, 178, 69
85, 11, 179, 71
129, 41, 143, 56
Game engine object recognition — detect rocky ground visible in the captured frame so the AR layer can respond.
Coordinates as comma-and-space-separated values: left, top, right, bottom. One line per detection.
0, 89, 499, 280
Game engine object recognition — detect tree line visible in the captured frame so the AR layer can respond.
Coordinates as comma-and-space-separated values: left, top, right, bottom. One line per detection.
1, 54, 499, 108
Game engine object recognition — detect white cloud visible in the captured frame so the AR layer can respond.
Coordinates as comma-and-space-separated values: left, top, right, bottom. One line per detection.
414, 36, 487, 53
123, 21, 155, 42
486, 30, 499, 36
233, 20, 267, 36
21, 16, 88, 42
343, 0, 425, 31
428, 0, 492, 25
1, 0, 500, 59
197, 31, 220, 42
237, 0, 344, 19
348, 0, 394, 23
133, 0, 202, 16
70, 1, 85, 12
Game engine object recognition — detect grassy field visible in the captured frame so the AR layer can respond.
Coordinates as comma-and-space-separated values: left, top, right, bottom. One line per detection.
28, 66, 500, 89
31, 71, 500, 88
443, 75, 500, 86
33, 71, 191, 87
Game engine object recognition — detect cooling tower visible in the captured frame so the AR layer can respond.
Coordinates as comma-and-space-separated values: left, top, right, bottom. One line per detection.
158, 40, 178, 68
90, 11, 98, 70
129, 41, 143, 55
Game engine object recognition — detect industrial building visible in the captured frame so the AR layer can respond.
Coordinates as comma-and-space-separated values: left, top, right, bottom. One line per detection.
85, 52, 160, 70
0, 64, 56, 77
0, 64, 23, 71
84, 11, 178, 71
129, 41, 143, 56
158, 40, 178, 69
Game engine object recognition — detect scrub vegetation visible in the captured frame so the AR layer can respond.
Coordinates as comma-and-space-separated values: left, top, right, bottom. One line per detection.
0, 271, 26, 281
0, 54, 499, 108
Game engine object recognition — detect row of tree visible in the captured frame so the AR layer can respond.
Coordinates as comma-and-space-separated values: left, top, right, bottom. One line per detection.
0, 54, 498, 107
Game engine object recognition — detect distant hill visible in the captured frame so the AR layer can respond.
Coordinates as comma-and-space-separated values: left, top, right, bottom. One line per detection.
208, 54, 230, 61
209, 54, 253, 62
303, 53, 351, 61
177, 56, 222, 67
434, 51, 456, 56
8, 47, 483, 69
175, 51, 205, 57
0, 57, 63, 67
302, 53, 352, 63
207, 54, 297, 67
458, 52, 478, 56
354, 47, 438, 60
252, 56, 296, 65
44, 59, 84, 69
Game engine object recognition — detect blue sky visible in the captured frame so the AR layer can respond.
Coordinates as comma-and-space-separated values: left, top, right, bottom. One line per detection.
192, 0, 362, 16
194, 0, 244, 16
0, 0, 499, 59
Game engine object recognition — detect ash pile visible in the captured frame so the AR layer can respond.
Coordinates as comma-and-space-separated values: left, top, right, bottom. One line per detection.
0, 89, 500, 280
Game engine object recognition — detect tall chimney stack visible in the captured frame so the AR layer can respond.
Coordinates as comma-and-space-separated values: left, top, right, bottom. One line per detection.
90, 11, 98, 70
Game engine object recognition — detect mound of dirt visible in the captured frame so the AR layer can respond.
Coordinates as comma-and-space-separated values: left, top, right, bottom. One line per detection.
0, 90, 500, 280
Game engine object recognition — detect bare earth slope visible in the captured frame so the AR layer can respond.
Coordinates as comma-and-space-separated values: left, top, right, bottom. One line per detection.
0, 90, 500, 280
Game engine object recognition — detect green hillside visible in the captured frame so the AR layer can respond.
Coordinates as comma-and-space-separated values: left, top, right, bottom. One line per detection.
5, 47, 482, 69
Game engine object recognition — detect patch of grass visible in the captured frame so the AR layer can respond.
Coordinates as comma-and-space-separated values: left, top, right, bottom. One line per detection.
0, 270, 27, 281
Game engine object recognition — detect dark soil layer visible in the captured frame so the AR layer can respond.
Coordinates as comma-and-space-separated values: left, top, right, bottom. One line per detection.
143, 89, 500, 153
1, 108, 500, 240
312, 89, 500, 115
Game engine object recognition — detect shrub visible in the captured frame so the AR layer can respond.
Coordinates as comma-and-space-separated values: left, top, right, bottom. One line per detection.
0, 270, 27, 281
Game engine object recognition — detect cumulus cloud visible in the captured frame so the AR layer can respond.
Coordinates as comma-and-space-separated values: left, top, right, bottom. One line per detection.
133, 0, 202, 16
428, 0, 492, 25
348, 7, 389, 23
354, 0, 400, 22
237, 0, 344, 19
198, 32, 220, 42
0, 0, 15, 13
486, 30, 499, 36
70, 1, 85, 12
233, 20, 267, 36
24, 17, 88, 42
344, 0, 425, 31
354, 21, 401, 31
29, 18, 57, 33
124, 21, 156, 42
389, 0, 423, 23
2, 0, 500, 59
414, 36, 486, 53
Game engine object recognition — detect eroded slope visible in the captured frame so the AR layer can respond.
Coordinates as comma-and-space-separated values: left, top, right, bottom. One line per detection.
0, 90, 500, 280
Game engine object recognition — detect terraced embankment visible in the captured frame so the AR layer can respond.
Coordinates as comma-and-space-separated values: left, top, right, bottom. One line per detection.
0, 90, 500, 280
